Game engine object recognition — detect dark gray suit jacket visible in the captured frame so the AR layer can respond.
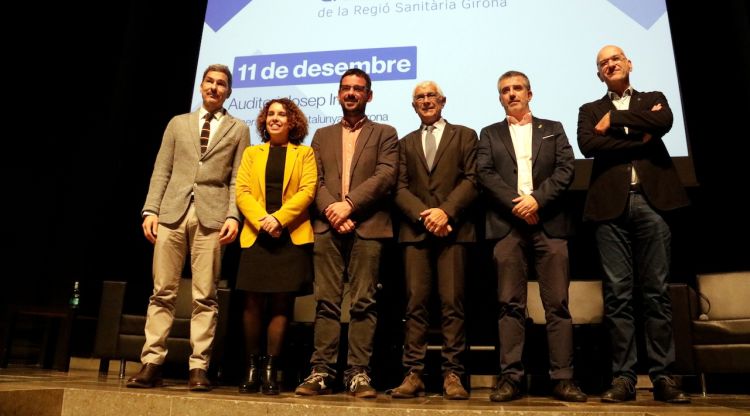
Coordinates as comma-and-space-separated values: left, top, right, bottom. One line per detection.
477, 117, 574, 240
142, 109, 250, 229
394, 121, 478, 243
577, 90, 689, 222
311, 118, 399, 239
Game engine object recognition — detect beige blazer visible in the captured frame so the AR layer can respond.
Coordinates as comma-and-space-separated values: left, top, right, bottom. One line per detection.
142, 109, 250, 229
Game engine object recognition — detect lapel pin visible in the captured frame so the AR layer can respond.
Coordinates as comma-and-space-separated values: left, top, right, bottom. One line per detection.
538, 124, 542, 129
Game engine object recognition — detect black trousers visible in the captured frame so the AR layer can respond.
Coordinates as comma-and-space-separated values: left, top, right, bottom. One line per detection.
492, 227, 574, 382
401, 241, 467, 377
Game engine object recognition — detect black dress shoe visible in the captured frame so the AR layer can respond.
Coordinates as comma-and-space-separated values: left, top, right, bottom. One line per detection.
601, 377, 636, 403
653, 377, 691, 403
188, 368, 212, 392
553, 379, 587, 402
126, 363, 163, 388
489, 376, 521, 402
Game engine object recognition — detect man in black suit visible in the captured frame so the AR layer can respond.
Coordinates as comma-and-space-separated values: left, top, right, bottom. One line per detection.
577, 45, 690, 404
389, 81, 478, 400
478, 70, 586, 403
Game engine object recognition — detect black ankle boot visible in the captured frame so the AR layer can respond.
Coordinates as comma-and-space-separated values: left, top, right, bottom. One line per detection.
261, 355, 280, 395
239, 354, 261, 393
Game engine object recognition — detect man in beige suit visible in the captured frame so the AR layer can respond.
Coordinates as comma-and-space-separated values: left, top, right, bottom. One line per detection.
295, 68, 398, 398
127, 64, 250, 391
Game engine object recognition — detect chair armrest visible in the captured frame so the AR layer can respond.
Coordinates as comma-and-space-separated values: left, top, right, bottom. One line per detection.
669, 283, 696, 374
93, 281, 127, 357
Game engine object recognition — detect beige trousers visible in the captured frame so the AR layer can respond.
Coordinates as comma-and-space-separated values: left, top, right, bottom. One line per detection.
141, 203, 221, 370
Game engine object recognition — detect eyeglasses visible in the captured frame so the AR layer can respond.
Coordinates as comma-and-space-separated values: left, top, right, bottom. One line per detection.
598, 54, 625, 70
339, 85, 368, 93
414, 92, 441, 102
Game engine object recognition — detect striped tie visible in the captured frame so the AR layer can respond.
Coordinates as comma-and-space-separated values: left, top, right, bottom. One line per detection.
200, 112, 213, 155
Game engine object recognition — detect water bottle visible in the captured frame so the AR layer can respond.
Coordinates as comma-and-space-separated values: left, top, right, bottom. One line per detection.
69, 281, 81, 309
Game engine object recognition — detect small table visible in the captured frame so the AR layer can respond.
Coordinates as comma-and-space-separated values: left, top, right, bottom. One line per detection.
1, 304, 77, 372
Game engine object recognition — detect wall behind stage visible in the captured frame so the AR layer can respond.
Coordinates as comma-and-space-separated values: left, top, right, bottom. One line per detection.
5, 0, 749, 336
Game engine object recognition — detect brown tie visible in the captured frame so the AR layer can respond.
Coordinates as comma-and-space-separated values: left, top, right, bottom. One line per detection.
200, 112, 213, 155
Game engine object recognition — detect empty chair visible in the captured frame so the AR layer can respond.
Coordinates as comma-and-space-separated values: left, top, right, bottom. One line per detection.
689, 272, 750, 395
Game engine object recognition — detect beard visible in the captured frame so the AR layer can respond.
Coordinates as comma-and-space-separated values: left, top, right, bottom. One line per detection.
339, 99, 367, 118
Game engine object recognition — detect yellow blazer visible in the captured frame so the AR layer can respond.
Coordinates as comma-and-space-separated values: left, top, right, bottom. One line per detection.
236, 142, 317, 248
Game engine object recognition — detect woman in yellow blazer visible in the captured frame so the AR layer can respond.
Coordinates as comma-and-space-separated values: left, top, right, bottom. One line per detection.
235, 98, 317, 395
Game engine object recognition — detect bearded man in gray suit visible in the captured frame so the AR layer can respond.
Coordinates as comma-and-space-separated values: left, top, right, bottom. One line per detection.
126, 64, 250, 391
295, 68, 398, 398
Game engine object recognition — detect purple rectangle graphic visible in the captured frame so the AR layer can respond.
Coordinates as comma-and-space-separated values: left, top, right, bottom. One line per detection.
233, 46, 417, 88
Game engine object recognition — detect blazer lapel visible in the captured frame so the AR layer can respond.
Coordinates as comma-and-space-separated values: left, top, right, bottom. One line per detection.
498, 121, 517, 165
629, 89, 643, 110
190, 111, 201, 156
256, 143, 269, 200
531, 118, 543, 165
414, 129, 430, 172
205, 115, 232, 157
430, 122, 455, 172
283, 144, 299, 195
333, 127, 343, 178
350, 122, 373, 175
597, 93, 616, 113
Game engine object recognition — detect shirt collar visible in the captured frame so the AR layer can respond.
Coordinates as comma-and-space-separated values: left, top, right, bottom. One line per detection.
422, 118, 446, 132
200, 107, 225, 121
507, 112, 532, 126
341, 116, 369, 132
607, 86, 633, 101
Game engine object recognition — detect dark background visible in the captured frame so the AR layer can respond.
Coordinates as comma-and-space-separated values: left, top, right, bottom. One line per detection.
4, 0, 749, 384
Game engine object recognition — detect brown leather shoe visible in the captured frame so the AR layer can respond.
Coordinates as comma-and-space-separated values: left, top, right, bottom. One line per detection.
552, 379, 587, 402
490, 375, 521, 402
653, 377, 691, 403
126, 363, 163, 388
601, 377, 636, 403
443, 372, 469, 400
390, 371, 425, 398
188, 368, 212, 392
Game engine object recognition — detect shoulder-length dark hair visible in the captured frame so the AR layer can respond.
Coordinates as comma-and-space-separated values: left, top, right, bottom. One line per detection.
256, 98, 309, 144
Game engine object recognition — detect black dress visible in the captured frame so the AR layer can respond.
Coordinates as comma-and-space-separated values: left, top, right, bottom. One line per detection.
236, 146, 313, 293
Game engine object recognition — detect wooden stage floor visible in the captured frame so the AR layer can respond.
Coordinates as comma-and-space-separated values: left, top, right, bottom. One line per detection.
1, 359, 748, 416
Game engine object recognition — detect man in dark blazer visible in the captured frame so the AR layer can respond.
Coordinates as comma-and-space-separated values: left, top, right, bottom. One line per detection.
388, 81, 477, 400
295, 68, 398, 398
478, 70, 586, 403
127, 64, 250, 391
578, 45, 690, 404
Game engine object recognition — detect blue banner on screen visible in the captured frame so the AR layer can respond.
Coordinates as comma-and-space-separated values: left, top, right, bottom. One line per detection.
192, 0, 689, 160
233, 47, 417, 88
